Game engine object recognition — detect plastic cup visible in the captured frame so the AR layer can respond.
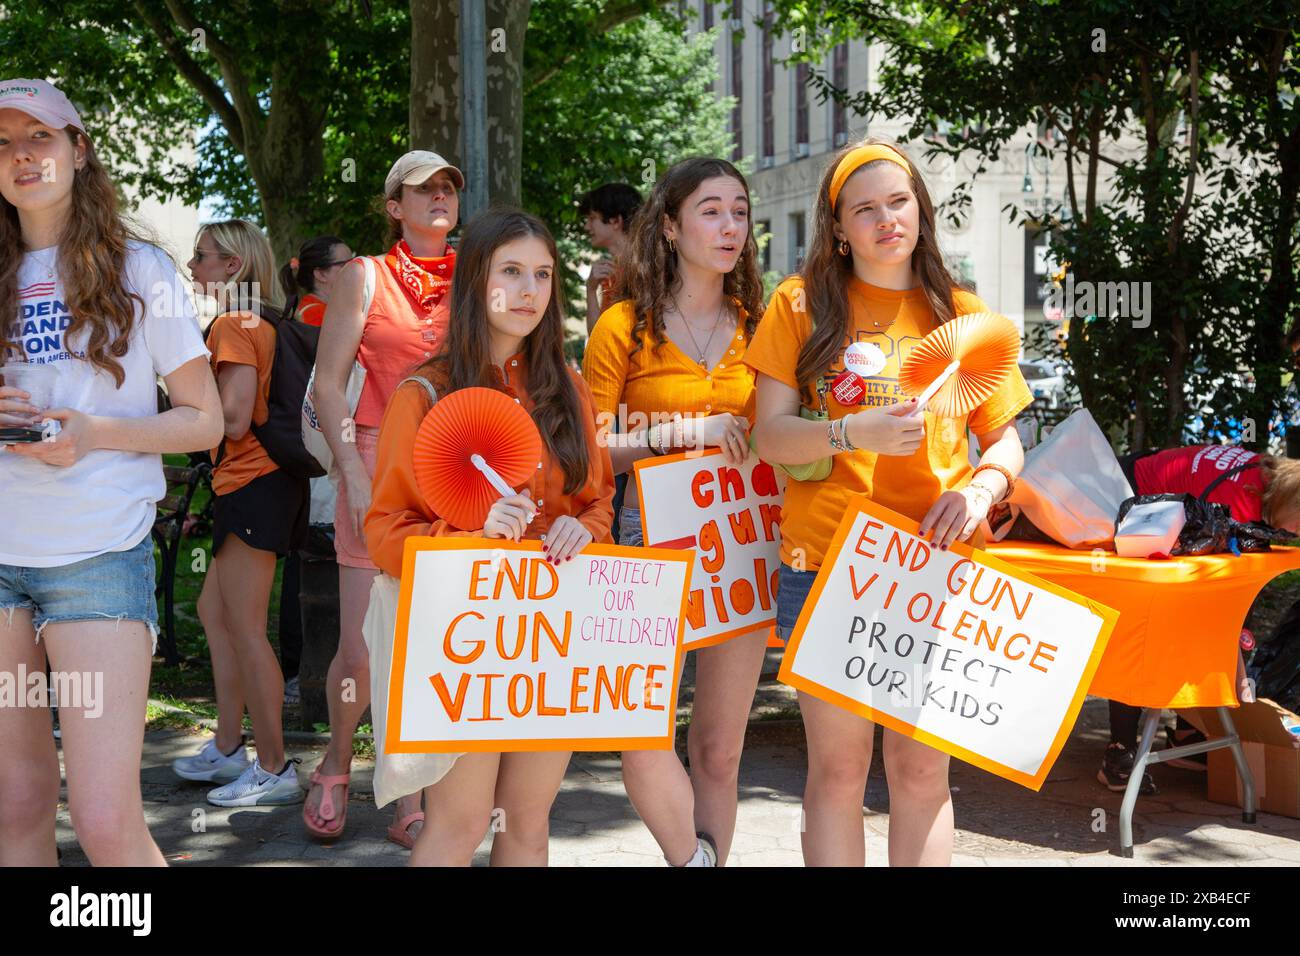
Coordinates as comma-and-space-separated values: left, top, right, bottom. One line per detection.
0, 363, 58, 441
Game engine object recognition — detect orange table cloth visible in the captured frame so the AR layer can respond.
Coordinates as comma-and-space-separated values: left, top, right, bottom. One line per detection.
986, 543, 1300, 709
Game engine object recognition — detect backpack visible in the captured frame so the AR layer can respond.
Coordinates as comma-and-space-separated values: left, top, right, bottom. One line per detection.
211, 303, 326, 480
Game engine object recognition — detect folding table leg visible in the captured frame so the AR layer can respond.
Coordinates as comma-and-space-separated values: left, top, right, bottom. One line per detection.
1216, 706, 1257, 824
1117, 708, 1162, 858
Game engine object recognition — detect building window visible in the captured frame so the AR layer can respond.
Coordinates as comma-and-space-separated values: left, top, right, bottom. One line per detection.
702, 0, 713, 29
761, 3, 774, 165
794, 61, 810, 156
832, 42, 849, 147
758, 220, 772, 273
790, 212, 806, 272
730, 0, 743, 161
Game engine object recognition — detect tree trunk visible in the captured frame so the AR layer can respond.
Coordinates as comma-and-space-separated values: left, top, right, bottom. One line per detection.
484, 0, 530, 207
410, 0, 463, 163
255, 60, 328, 261
410, 0, 529, 208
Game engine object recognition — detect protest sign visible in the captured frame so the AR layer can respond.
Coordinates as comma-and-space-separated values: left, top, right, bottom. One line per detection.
634, 448, 786, 650
385, 537, 693, 753
779, 497, 1117, 789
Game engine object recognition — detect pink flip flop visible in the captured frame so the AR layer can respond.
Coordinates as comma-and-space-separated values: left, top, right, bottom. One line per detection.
386, 811, 426, 850
303, 767, 350, 841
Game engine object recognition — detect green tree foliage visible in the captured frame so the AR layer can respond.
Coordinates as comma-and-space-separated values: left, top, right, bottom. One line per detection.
523, 14, 733, 351
771, 0, 1300, 451
1, 0, 733, 336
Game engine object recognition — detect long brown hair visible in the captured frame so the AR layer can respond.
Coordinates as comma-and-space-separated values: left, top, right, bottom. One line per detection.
1, 129, 144, 386
415, 207, 591, 495
794, 137, 962, 403
612, 157, 763, 355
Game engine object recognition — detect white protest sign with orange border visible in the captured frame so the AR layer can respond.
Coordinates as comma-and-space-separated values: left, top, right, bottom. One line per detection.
778, 498, 1118, 790
385, 537, 693, 754
633, 449, 786, 650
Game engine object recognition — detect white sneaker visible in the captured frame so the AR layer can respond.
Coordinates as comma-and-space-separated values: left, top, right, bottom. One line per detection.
680, 835, 718, 867
206, 758, 303, 807
172, 738, 251, 783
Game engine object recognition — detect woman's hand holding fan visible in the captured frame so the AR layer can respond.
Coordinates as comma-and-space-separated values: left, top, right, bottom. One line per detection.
484, 490, 538, 541
843, 397, 924, 456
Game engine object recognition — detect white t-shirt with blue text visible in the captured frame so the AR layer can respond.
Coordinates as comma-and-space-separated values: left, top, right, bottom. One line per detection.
1, 241, 209, 567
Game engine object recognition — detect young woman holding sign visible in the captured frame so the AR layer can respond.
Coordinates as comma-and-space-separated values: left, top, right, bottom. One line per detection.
366, 207, 614, 866
582, 157, 765, 866
747, 139, 1032, 867
0, 79, 222, 865
305, 151, 461, 845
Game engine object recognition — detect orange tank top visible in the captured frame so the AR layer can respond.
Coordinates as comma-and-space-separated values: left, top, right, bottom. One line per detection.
354, 256, 453, 427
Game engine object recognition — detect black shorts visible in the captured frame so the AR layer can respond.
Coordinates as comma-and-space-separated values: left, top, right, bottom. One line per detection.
213, 468, 309, 558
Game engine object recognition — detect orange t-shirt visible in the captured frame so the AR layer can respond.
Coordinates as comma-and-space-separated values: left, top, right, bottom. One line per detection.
364, 356, 615, 579
296, 293, 326, 327
582, 298, 756, 440
744, 276, 1033, 570
207, 310, 278, 496
354, 255, 454, 428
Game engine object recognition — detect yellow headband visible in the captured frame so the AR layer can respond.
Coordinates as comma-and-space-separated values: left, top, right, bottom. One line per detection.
828, 144, 913, 210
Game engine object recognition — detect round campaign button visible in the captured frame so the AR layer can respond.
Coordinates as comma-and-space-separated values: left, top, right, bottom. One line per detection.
830, 369, 866, 406
844, 341, 887, 377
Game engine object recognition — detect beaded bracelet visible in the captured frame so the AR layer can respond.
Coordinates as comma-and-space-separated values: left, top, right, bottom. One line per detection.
827, 418, 847, 452
971, 462, 1016, 502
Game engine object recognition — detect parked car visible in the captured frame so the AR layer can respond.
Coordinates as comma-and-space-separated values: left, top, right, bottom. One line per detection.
1019, 359, 1067, 409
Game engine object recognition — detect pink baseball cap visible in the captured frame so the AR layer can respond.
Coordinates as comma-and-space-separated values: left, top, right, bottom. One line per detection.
0, 79, 88, 138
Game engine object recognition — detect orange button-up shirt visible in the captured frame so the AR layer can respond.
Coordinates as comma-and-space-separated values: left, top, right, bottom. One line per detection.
582, 298, 757, 432
364, 354, 616, 579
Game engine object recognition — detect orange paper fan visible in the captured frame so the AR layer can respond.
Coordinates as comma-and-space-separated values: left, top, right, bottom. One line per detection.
897, 312, 1021, 418
412, 387, 544, 531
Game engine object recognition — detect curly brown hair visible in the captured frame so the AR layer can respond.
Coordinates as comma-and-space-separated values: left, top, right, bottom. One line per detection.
1, 129, 145, 387
610, 157, 763, 356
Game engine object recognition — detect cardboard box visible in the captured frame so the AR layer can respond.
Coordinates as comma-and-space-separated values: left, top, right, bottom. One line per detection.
1181, 700, 1300, 819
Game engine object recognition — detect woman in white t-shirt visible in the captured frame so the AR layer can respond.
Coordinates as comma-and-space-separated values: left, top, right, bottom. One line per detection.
0, 79, 222, 867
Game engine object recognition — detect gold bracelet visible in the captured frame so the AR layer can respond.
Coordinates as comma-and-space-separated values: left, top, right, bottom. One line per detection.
971, 463, 1015, 502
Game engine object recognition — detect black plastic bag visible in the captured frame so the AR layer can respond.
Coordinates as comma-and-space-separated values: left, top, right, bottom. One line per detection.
1114, 458, 1293, 556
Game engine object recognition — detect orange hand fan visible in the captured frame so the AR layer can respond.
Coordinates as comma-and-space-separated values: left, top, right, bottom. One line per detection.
411, 386, 544, 531
897, 312, 1021, 418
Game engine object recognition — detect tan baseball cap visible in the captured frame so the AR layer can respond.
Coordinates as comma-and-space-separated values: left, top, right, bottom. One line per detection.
384, 150, 465, 196
0, 79, 88, 139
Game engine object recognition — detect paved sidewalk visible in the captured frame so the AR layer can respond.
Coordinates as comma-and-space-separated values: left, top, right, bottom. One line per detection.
51, 695, 1300, 866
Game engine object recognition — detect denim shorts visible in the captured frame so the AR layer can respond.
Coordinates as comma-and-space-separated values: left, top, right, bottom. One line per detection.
0, 534, 158, 644
617, 506, 643, 547
775, 562, 819, 642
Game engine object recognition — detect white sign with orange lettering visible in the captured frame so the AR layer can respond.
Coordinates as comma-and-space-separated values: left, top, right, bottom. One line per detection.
384, 538, 692, 753
779, 497, 1117, 790
634, 449, 786, 650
